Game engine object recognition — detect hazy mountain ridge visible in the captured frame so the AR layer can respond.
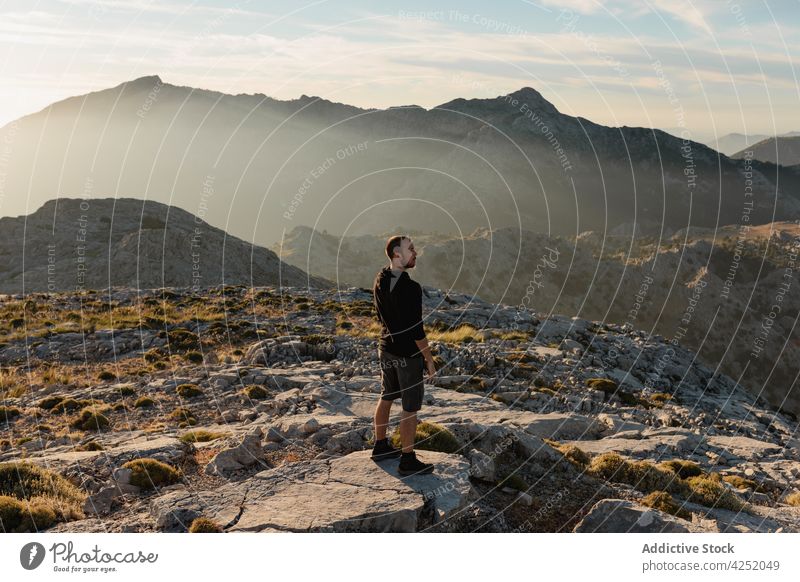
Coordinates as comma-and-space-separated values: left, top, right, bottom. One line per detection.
2, 76, 800, 251
732, 136, 800, 166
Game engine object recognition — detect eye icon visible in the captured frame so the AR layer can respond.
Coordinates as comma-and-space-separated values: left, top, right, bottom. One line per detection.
20, 542, 46, 570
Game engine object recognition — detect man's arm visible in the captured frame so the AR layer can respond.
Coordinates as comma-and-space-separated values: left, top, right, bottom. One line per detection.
409, 284, 435, 375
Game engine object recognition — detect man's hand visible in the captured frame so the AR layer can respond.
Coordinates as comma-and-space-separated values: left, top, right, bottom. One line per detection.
425, 358, 436, 380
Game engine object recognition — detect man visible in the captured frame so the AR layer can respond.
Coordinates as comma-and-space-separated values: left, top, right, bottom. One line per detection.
371, 235, 437, 475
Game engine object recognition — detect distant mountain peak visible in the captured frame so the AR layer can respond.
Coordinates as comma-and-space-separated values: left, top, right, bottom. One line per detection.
503, 86, 560, 114
435, 85, 561, 117
121, 74, 163, 88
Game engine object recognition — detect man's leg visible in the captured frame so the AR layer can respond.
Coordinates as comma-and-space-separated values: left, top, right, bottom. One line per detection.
374, 398, 393, 441
399, 409, 417, 453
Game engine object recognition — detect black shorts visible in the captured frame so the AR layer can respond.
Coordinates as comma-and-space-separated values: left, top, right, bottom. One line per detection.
379, 350, 424, 412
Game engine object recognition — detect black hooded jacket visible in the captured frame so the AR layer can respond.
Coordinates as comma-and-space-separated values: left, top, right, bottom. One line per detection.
373, 266, 426, 358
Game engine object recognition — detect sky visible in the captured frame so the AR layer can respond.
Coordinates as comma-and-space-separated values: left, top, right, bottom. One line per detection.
1, 0, 798, 140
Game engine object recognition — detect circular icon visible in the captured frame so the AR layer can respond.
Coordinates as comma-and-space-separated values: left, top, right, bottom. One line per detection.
20, 542, 46, 570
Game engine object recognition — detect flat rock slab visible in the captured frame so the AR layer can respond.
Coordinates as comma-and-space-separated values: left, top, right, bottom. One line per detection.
705, 436, 783, 459
19, 435, 187, 470
564, 434, 695, 457
310, 386, 603, 441
573, 499, 708, 533
149, 450, 472, 532
679, 500, 791, 533
529, 346, 562, 358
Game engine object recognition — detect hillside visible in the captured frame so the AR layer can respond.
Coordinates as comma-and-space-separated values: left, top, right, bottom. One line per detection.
275, 223, 800, 418
0, 198, 333, 293
1, 284, 799, 533
732, 136, 800, 166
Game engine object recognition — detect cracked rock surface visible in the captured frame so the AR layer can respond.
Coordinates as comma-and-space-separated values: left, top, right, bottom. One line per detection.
149, 450, 471, 532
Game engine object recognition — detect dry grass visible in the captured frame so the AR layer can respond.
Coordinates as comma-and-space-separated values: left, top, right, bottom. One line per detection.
427, 324, 482, 344
0, 461, 86, 532
641, 490, 692, 520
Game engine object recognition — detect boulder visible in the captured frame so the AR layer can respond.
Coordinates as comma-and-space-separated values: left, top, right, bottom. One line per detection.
204, 427, 265, 477
151, 450, 472, 532
573, 499, 708, 532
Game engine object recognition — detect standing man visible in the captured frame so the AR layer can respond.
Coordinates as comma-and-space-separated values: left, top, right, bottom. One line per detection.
371, 235, 436, 475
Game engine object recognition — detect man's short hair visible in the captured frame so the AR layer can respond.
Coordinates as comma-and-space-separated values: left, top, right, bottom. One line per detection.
385, 235, 407, 261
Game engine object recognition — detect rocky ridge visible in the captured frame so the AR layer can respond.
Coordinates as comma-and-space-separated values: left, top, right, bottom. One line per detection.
1, 283, 799, 533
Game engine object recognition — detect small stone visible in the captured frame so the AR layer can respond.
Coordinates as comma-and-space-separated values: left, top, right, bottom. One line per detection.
302, 418, 320, 434
516, 491, 533, 506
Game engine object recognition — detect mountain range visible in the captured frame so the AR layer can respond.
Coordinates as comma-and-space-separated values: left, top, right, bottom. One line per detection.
2, 75, 800, 249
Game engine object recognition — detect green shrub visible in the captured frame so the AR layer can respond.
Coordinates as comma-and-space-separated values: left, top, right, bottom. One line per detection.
0, 406, 21, 421
50, 398, 89, 414
167, 328, 199, 350
544, 440, 590, 469
243, 385, 268, 399
185, 351, 204, 363
70, 407, 110, 431
586, 378, 643, 406
76, 441, 104, 451
176, 384, 203, 398
497, 472, 528, 492
179, 430, 227, 444
641, 491, 691, 520
0, 495, 56, 532
587, 452, 628, 481
650, 393, 673, 405
685, 475, 747, 512
586, 378, 617, 391
134, 397, 155, 408
626, 460, 684, 494
0, 461, 85, 531
189, 517, 223, 533
117, 385, 136, 396
722, 475, 764, 493
144, 348, 165, 363
659, 459, 703, 479
97, 370, 116, 381
390, 421, 460, 454
587, 453, 686, 496
121, 458, 182, 490
38, 396, 64, 410
170, 407, 197, 424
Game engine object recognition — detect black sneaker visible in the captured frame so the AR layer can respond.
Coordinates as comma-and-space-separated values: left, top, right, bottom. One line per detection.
371, 438, 401, 461
398, 451, 434, 476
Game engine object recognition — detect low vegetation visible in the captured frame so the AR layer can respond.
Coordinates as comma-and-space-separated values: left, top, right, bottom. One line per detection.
121, 458, 182, 490
586, 452, 750, 514
0, 461, 86, 532
188, 517, 223, 532
179, 430, 227, 444
176, 383, 203, 398
390, 421, 460, 454
641, 490, 692, 520
70, 407, 110, 431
